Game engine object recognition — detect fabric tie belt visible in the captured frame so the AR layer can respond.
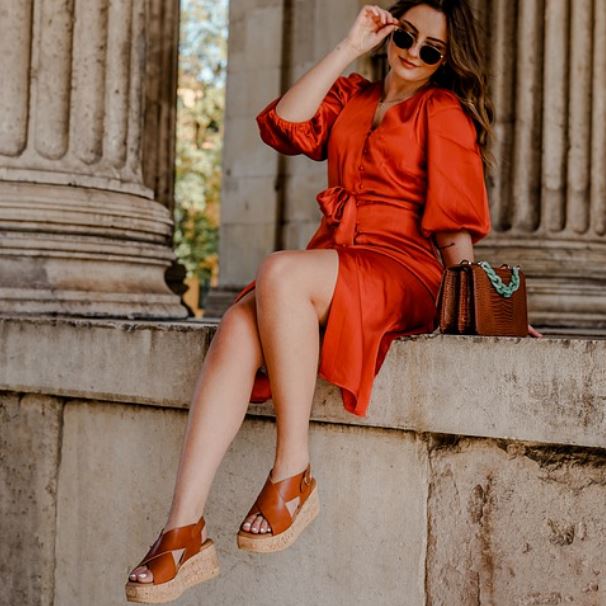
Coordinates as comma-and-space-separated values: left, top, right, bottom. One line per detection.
315, 185, 421, 247
315, 186, 360, 246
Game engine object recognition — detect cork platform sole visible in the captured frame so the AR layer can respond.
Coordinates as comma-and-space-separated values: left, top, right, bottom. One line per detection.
124, 539, 220, 604
237, 481, 320, 553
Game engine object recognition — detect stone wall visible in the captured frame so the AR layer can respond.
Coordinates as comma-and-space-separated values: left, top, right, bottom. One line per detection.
1, 315, 605, 605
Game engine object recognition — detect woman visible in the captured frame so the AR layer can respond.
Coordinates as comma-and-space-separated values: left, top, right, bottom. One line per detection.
125, 1, 543, 602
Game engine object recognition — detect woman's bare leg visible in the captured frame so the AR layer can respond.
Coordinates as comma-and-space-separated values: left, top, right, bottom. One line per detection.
129, 289, 264, 583
240, 248, 339, 535
129, 248, 340, 580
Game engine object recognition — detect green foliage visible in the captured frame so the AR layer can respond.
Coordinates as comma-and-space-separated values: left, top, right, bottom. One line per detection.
173, 0, 228, 287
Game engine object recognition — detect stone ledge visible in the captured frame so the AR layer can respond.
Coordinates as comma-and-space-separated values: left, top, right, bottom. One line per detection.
1, 314, 604, 449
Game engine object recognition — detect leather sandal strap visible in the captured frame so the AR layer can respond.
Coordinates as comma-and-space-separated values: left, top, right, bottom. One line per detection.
271, 464, 313, 502
254, 479, 290, 533
247, 464, 313, 535
137, 515, 206, 584
145, 552, 177, 585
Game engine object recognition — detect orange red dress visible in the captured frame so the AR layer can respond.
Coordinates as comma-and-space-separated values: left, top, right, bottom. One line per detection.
228, 71, 491, 418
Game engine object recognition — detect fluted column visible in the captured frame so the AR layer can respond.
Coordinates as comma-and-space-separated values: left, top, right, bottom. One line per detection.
0, 0, 186, 318
475, 0, 606, 328
142, 0, 181, 213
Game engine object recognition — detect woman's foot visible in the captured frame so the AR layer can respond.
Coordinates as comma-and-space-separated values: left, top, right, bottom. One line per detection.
128, 518, 208, 584
240, 460, 310, 534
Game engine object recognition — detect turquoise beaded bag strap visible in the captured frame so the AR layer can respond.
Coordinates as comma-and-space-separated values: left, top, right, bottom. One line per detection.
477, 260, 521, 298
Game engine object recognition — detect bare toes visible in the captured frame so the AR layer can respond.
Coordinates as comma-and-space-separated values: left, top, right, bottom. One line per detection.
251, 514, 264, 533
241, 513, 274, 534
129, 566, 153, 584
260, 518, 271, 534
241, 513, 257, 531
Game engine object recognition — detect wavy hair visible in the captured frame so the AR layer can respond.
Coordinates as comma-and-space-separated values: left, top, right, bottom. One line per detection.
372, 0, 495, 172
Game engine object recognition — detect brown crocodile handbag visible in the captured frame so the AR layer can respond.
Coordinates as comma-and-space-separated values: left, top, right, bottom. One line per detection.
434, 260, 528, 336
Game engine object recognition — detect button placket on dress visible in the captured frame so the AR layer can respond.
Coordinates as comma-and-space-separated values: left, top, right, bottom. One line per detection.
354, 132, 375, 240
358, 132, 370, 193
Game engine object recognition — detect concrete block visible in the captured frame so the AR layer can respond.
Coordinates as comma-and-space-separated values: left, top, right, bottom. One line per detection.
0, 392, 63, 606
218, 222, 276, 286
425, 438, 606, 605
224, 66, 282, 118
220, 175, 278, 225
282, 220, 325, 250
54, 402, 429, 605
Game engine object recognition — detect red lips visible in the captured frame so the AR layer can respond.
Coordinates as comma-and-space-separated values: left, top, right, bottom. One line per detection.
400, 57, 418, 68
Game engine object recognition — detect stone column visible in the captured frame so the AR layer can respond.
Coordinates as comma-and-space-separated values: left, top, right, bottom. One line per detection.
206, 0, 367, 316
0, 0, 187, 319
208, 0, 286, 316
142, 0, 180, 214
473, 0, 606, 328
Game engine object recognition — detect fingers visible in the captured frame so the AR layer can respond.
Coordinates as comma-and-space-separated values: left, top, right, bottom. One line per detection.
528, 324, 544, 338
345, 5, 400, 56
364, 5, 399, 26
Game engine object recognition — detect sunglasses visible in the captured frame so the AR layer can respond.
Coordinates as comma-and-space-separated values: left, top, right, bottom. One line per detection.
391, 28, 445, 66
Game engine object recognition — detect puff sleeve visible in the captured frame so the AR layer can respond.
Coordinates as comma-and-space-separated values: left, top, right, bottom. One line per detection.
420, 91, 492, 244
255, 72, 369, 161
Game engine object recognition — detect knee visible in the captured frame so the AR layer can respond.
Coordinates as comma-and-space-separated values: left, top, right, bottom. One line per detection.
215, 302, 265, 368
220, 298, 255, 335
255, 251, 298, 295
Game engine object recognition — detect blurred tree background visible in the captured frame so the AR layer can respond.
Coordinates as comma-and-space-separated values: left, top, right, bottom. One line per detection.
174, 0, 228, 314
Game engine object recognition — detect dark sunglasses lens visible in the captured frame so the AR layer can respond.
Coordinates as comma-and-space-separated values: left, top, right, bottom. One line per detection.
420, 46, 442, 65
392, 29, 443, 66
392, 29, 413, 49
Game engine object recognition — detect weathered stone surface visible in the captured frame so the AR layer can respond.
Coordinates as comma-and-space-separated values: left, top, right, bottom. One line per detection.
5, 385, 604, 605
0, 315, 211, 408
425, 437, 606, 605
1, 315, 604, 449
219, 222, 278, 286
2, 313, 606, 604
0, 392, 63, 606
0, 0, 185, 318
54, 402, 428, 605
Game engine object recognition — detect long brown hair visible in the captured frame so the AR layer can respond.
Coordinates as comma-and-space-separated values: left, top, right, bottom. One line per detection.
373, 0, 495, 172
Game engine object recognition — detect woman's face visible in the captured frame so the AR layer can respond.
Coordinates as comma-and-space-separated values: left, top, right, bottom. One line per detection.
387, 4, 448, 85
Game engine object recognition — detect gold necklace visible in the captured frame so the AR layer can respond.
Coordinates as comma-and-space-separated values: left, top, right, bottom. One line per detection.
378, 81, 432, 106
378, 94, 410, 106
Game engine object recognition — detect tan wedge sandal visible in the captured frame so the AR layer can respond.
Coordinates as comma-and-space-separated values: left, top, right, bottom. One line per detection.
237, 463, 320, 553
124, 514, 220, 604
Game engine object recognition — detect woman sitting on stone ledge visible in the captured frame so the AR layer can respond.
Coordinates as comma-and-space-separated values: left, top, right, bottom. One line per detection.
125, 1, 543, 602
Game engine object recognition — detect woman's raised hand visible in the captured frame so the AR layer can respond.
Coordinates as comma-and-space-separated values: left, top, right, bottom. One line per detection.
343, 5, 400, 57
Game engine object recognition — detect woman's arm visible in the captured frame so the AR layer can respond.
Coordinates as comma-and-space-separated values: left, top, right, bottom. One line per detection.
274, 41, 360, 122
274, 6, 398, 122
434, 229, 474, 267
